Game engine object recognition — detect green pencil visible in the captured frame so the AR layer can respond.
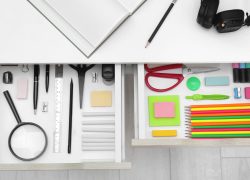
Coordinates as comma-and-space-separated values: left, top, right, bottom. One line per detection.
191, 125, 250, 129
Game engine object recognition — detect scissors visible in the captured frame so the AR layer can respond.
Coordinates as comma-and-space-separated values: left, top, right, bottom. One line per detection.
145, 64, 220, 92
69, 64, 95, 109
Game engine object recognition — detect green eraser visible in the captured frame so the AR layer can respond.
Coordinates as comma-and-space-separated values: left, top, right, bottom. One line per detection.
205, 76, 229, 86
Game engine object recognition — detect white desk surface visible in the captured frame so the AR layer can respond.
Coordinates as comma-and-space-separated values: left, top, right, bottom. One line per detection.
0, 0, 250, 63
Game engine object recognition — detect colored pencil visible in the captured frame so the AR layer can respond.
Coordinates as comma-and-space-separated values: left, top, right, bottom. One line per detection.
192, 131, 250, 135
191, 109, 250, 115
190, 116, 250, 120
188, 103, 250, 108
191, 121, 250, 126
186, 103, 250, 139
191, 134, 250, 138
191, 119, 250, 123
191, 112, 250, 117
191, 125, 250, 129
190, 106, 250, 111
191, 128, 250, 132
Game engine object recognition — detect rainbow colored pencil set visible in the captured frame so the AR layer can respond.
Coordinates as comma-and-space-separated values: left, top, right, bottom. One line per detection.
185, 103, 250, 138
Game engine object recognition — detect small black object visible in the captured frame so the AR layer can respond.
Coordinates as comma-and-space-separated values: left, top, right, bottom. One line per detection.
246, 69, 250, 83
102, 64, 115, 82
3, 71, 13, 84
239, 68, 247, 83
245, 13, 250, 26
45, 64, 50, 93
214, 10, 245, 33
197, 0, 249, 33
197, 0, 219, 29
33, 65, 40, 115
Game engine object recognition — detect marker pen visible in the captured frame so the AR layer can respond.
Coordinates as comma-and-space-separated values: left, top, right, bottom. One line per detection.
232, 63, 240, 83
239, 63, 247, 83
246, 63, 250, 83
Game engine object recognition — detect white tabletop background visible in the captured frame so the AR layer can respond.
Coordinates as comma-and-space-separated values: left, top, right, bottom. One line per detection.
0, 0, 250, 63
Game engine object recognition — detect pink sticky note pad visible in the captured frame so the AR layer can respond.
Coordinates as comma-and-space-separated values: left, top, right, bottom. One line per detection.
154, 102, 175, 118
245, 87, 250, 99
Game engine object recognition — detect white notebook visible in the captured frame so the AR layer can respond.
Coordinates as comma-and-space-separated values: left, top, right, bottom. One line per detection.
28, 0, 146, 57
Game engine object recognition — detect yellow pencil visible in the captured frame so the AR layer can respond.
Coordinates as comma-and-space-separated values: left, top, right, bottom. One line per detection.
191, 106, 250, 111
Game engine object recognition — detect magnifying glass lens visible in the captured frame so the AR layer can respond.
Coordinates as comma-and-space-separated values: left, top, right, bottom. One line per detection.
10, 124, 47, 160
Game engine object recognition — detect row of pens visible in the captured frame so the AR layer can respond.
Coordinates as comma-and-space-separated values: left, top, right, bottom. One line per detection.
185, 103, 250, 138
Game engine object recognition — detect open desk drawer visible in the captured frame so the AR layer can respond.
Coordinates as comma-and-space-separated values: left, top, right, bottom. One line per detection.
0, 64, 130, 170
133, 64, 250, 146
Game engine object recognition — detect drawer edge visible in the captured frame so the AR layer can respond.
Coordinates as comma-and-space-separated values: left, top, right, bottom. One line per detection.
0, 162, 131, 171
132, 138, 250, 147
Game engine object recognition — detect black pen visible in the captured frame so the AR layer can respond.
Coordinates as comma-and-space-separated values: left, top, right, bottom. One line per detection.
33, 65, 40, 115
145, 0, 177, 48
68, 79, 73, 154
45, 64, 50, 93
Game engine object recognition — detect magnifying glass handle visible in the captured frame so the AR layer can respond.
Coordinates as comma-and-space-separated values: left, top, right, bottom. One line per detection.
3, 91, 22, 124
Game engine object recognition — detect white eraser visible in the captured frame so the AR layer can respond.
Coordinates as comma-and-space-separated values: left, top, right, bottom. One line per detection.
16, 78, 28, 99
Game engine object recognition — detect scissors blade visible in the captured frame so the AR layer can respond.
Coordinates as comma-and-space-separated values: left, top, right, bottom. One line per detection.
184, 66, 220, 75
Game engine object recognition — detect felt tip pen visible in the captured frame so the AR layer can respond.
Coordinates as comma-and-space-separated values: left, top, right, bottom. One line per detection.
33, 65, 40, 115
232, 63, 240, 83
246, 63, 250, 83
240, 63, 247, 83
45, 64, 50, 93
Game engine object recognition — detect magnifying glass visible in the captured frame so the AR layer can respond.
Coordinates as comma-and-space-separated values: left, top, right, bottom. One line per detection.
3, 90, 48, 161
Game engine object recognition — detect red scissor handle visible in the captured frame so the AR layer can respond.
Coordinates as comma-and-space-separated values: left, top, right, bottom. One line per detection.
144, 64, 184, 92
145, 72, 184, 92
144, 64, 183, 72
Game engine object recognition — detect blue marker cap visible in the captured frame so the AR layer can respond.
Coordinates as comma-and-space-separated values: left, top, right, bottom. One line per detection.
240, 63, 246, 69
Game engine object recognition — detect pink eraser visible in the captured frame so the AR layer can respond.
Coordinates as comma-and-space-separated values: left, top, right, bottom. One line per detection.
154, 102, 175, 118
16, 78, 28, 99
245, 87, 250, 99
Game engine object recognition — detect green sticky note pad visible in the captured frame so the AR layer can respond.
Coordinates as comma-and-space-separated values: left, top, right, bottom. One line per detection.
148, 95, 180, 127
